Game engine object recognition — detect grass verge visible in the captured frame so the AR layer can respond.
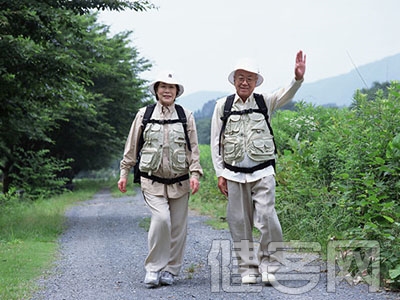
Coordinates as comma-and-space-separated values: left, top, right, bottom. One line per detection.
0, 179, 107, 300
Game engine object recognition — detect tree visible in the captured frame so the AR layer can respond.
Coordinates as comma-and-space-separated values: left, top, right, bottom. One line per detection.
48, 15, 152, 180
349, 81, 391, 109
0, 0, 154, 194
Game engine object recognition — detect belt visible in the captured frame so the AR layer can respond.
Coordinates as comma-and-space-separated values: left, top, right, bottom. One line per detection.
139, 172, 189, 184
224, 159, 275, 174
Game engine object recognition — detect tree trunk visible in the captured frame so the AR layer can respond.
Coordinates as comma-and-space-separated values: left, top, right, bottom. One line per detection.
1, 160, 13, 194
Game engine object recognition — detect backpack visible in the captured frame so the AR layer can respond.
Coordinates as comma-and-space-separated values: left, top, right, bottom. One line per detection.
218, 93, 277, 172
133, 103, 191, 183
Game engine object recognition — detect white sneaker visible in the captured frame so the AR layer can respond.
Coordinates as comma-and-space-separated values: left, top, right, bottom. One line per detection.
261, 272, 276, 285
241, 274, 258, 284
144, 271, 160, 288
160, 271, 174, 285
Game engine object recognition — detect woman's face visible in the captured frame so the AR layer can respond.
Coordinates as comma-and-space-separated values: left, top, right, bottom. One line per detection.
156, 82, 178, 106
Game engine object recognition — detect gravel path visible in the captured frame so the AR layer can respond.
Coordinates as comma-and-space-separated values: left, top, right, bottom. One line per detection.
31, 188, 398, 300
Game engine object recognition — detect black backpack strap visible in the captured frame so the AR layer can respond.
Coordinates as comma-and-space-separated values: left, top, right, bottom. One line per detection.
138, 103, 156, 151
134, 104, 156, 183
143, 103, 157, 123
139, 103, 191, 152
175, 104, 191, 152
139, 172, 189, 185
222, 94, 235, 120
254, 93, 277, 155
224, 160, 275, 173
218, 94, 235, 155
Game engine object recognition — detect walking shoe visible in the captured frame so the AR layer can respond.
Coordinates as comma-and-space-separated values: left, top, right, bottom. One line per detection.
261, 272, 276, 285
144, 271, 160, 288
160, 271, 174, 285
241, 274, 258, 284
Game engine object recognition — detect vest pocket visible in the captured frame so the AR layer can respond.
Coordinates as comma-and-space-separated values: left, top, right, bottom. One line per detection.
225, 114, 241, 134
139, 148, 161, 173
170, 125, 188, 173
223, 137, 244, 164
144, 123, 161, 141
248, 138, 275, 161
171, 148, 187, 172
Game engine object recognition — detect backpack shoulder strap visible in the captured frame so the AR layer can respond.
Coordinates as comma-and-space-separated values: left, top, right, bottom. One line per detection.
175, 104, 187, 123
175, 104, 191, 152
253, 93, 267, 114
222, 94, 235, 121
134, 103, 156, 184
140, 103, 192, 152
253, 93, 272, 133
254, 93, 277, 154
142, 103, 156, 129
218, 94, 235, 155
138, 103, 156, 154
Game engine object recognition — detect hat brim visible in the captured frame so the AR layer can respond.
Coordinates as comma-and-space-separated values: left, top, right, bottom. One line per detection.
228, 70, 264, 87
149, 81, 185, 98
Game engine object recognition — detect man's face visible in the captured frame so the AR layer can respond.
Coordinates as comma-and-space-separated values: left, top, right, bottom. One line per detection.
156, 82, 177, 106
234, 70, 258, 101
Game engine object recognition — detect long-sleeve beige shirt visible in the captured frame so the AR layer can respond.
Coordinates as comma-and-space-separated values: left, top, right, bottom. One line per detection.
120, 101, 203, 198
211, 78, 303, 183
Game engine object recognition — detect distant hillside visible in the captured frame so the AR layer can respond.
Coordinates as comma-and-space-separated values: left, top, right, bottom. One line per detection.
177, 53, 400, 113
294, 53, 400, 106
176, 91, 228, 112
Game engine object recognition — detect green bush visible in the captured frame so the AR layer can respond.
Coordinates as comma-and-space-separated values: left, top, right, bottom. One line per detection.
192, 82, 400, 290
10, 149, 72, 200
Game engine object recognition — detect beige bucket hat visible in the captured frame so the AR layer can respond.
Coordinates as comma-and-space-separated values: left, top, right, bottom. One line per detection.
149, 70, 185, 98
228, 58, 264, 87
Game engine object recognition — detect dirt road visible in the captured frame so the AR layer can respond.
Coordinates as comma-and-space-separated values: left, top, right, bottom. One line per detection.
31, 189, 398, 300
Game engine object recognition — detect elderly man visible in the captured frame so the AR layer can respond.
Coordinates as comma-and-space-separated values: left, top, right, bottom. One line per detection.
211, 51, 306, 284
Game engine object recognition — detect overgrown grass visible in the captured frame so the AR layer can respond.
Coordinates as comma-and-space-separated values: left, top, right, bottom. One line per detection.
191, 83, 400, 290
0, 179, 107, 300
190, 144, 229, 230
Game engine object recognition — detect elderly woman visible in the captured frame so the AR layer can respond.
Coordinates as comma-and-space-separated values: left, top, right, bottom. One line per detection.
118, 71, 203, 288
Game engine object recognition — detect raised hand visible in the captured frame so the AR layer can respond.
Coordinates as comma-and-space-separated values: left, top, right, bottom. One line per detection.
295, 50, 306, 81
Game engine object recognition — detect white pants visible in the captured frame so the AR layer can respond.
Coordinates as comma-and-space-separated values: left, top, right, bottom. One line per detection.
142, 191, 189, 275
227, 175, 283, 277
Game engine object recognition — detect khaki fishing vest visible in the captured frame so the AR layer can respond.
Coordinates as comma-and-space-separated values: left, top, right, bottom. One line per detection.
139, 120, 188, 176
223, 111, 275, 165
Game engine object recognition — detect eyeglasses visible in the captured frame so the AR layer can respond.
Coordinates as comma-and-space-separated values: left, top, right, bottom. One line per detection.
235, 76, 257, 84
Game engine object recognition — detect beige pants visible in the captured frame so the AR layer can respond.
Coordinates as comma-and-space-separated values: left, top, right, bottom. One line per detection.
227, 175, 283, 277
142, 191, 189, 275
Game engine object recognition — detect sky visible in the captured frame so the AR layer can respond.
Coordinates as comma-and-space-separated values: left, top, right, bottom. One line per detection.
98, 0, 400, 96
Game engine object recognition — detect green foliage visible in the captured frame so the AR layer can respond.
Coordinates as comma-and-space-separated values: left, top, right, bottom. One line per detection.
0, 1, 153, 197
58, 0, 156, 14
9, 149, 72, 200
196, 118, 211, 145
190, 145, 228, 228
277, 83, 400, 289
139, 217, 151, 232
357, 81, 391, 103
193, 82, 400, 289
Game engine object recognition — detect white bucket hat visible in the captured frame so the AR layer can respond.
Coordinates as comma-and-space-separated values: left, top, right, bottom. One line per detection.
149, 70, 185, 98
228, 58, 264, 87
